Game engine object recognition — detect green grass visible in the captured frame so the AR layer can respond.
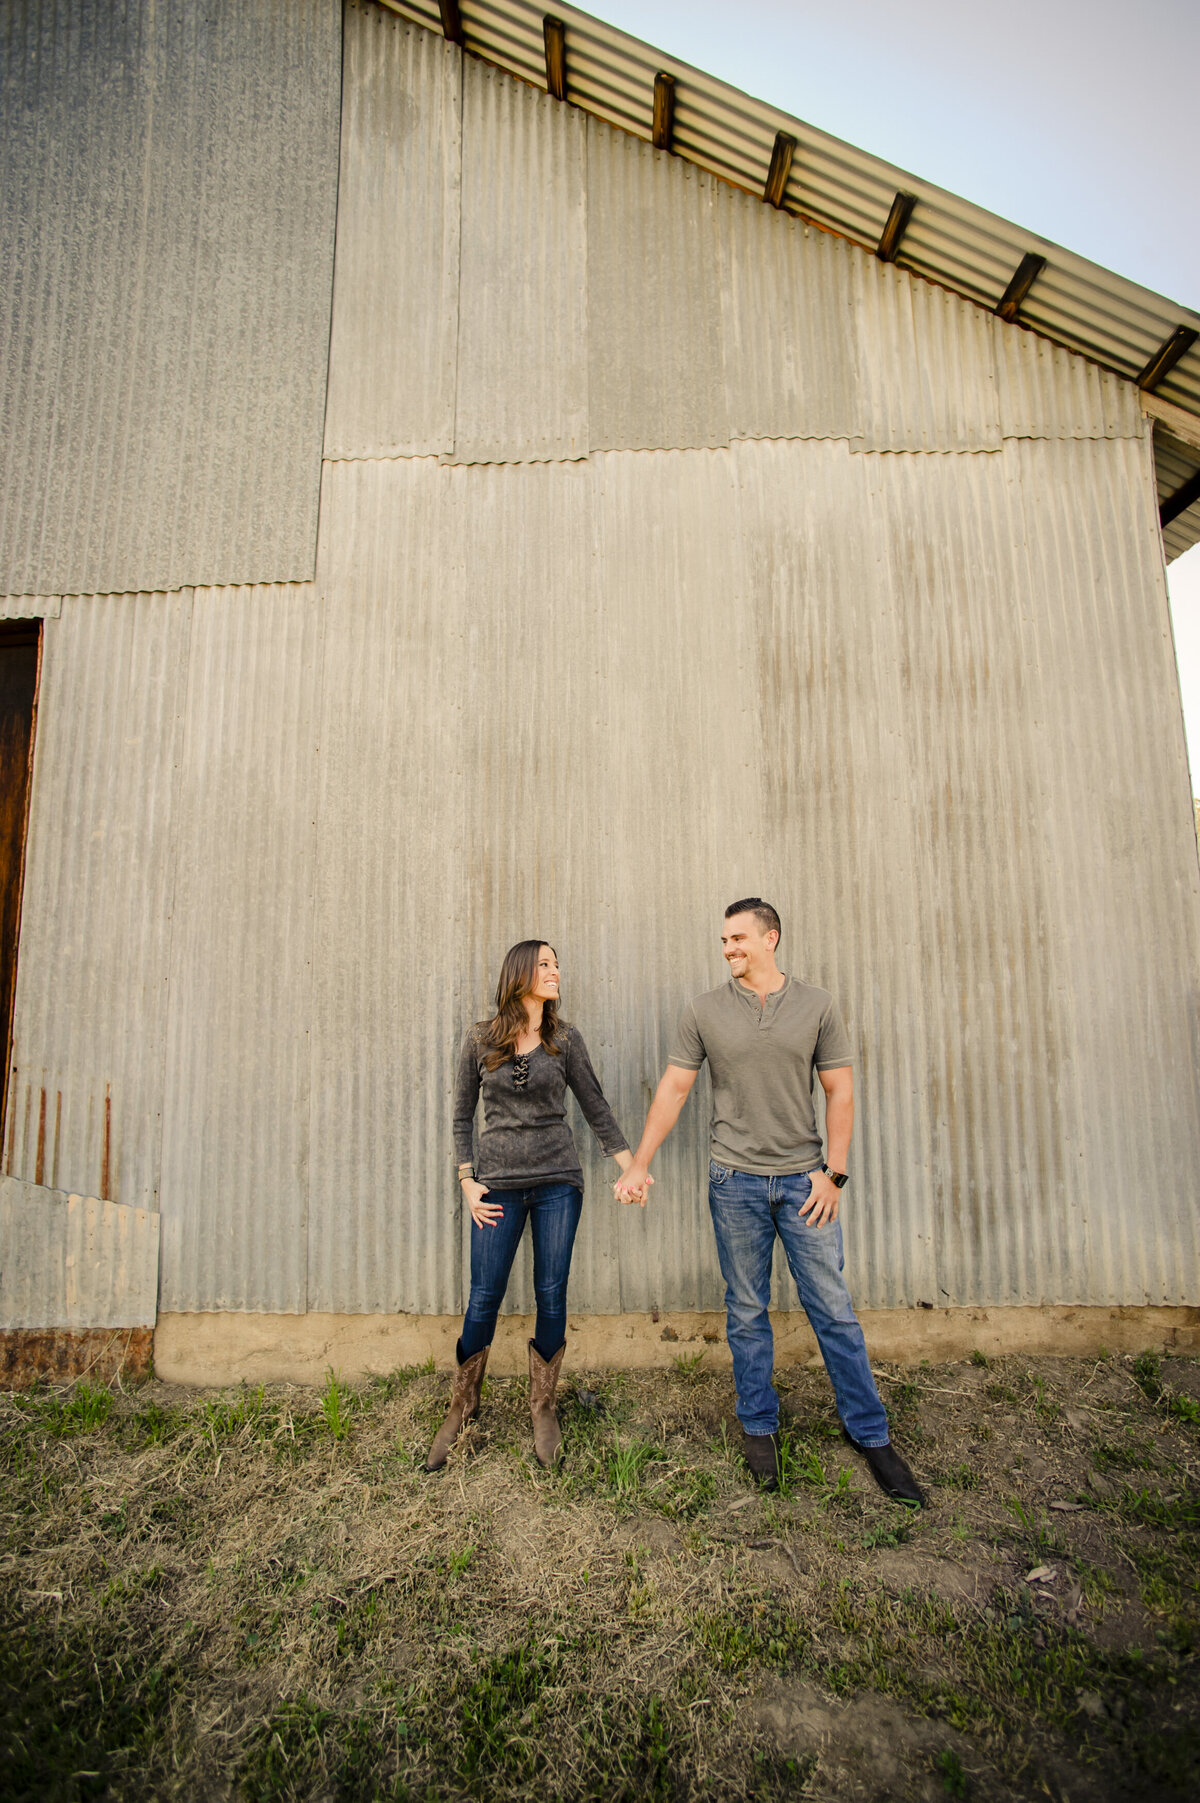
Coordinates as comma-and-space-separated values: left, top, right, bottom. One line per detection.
693, 1597, 809, 1672
3, 1359, 1199, 1802
12, 1380, 114, 1437
937, 1747, 969, 1797
0, 1596, 184, 1802
319, 1370, 357, 1442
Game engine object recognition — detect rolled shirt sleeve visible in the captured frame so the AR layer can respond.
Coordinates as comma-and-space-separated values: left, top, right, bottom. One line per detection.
814, 1000, 853, 1070
667, 1000, 706, 1071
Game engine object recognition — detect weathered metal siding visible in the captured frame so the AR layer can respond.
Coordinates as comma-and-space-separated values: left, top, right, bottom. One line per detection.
299, 431, 1199, 1318
733, 433, 1200, 1308
305, 458, 468, 1317
307, 450, 752, 1317
156, 586, 324, 1314
0, 1178, 158, 1330
450, 58, 589, 463
0, 599, 59, 622
1000, 433, 1200, 1304
0, 0, 341, 601
324, 3, 462, 459
992, 322, 1142, 440
587, 117, 729, 452
8, 593, 194, 1210
718, 186, 861, 444
852, 256, 1001, 453
379, 2, 1200, 421
6, 18, 1198, 1327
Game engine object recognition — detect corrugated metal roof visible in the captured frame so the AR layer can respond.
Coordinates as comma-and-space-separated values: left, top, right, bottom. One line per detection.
8, 592, 194, 1212
0, 0, 341, 598
376, 0, 1199, 552
448, 55, 589, 463
0, 1179, 159, 1330
324, 2, 462, 459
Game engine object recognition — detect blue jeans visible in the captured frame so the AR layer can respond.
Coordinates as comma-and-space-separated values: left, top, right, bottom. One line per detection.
708, 1163, 890, 1445
460, 1183, 583, 1362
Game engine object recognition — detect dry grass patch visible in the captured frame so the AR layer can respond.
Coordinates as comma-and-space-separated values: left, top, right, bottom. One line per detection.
0, 1353, 1197, 1800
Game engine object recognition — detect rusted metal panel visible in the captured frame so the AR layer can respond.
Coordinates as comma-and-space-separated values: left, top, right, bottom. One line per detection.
324, 2, 462, 459
0, 0, 340, 597
0, 1327, 153, 1389
0, 1177, 159, 1329
587, 117, 729, 452
156, 586, 324, 1316
8, 593, 194, 1211
448, 56, 588, 464
718, 182, 861, 444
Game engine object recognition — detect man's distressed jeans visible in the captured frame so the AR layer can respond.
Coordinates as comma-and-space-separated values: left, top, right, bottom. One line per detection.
707, 1163, 890, 1445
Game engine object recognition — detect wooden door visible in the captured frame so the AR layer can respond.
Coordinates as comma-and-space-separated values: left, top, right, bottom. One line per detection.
0, 625, 40, 1142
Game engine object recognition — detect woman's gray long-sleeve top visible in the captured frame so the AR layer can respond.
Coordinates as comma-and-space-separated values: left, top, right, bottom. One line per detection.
452, 1022, 629, 1192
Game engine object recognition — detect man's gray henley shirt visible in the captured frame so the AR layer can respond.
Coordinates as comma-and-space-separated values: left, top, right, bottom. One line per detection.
667, 975, 852, 1175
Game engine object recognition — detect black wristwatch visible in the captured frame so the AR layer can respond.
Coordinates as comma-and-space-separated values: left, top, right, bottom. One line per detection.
820, 1163, 849, 1188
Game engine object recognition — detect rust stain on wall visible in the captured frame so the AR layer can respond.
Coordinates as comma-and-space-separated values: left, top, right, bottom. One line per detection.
0, 1326, 152, 1389
34, 1084, 45, 1184
100, 1083, 112, 1200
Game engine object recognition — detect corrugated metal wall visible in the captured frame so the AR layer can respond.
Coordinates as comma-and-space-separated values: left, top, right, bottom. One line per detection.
324, 1, 462, 458
0, 1179, 158, 1330
8, 593, 194, 1210
6, 8, 1199, 1324
449, 56, 588, 463
0, 0, 341, 599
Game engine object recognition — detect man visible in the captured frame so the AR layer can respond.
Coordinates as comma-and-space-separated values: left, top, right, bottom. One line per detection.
615, 898, 922, 1504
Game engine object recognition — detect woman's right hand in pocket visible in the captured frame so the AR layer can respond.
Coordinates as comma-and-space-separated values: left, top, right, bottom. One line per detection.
463, 1180, 503, 1228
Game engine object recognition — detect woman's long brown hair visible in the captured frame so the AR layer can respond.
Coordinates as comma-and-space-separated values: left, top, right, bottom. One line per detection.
478, 940, 563, 1071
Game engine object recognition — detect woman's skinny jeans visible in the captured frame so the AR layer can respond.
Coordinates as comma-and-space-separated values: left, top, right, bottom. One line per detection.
459, 1183, 582, 1363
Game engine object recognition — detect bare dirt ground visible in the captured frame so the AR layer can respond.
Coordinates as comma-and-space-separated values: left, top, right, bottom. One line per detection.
1, 1348, 1198, 1801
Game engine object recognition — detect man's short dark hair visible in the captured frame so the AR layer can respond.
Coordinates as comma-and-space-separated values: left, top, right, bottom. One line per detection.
724, 897, 781, 947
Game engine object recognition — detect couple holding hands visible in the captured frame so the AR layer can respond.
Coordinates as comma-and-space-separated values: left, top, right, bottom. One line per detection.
428, 898, 923, 1506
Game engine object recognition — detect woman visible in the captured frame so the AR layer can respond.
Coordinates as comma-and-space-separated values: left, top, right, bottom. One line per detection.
427, 940, 638, 1471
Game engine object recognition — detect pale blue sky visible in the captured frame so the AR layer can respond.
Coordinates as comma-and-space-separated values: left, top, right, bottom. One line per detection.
586, 0, 1200, 789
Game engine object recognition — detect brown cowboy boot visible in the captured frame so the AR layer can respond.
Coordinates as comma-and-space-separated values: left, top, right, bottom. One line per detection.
425, 1343, 489, 1471
528, 1339, 566, 1467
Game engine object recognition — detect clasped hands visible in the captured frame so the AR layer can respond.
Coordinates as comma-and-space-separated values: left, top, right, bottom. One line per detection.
613, 1152, 653, 1209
